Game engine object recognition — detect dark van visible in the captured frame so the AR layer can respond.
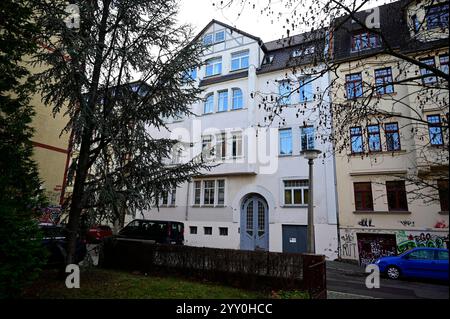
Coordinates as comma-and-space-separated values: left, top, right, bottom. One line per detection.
117, 219, 184, 245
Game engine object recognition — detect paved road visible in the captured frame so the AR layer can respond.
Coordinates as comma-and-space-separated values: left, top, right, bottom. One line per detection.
326, 261, 449, 299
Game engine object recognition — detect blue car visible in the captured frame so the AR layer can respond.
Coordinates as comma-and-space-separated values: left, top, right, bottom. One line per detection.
374, 248, 449, 281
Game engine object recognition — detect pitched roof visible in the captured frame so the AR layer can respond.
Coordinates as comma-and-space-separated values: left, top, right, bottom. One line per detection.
192, 19, 267, 52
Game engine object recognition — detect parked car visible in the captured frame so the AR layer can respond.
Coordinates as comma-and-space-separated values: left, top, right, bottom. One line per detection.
116, 219, 184, 245
86, 225, 113, 243
374, 247, 449, 281
40, 223, 87, 267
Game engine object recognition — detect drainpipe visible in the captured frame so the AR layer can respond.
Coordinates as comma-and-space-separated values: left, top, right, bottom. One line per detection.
185, 181, 190, 221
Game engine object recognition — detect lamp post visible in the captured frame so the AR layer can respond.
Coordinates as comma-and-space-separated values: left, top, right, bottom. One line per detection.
300, 149, 322, 254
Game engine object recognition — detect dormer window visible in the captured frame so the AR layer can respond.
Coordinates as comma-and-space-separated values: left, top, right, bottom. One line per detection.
351, 31, 381, 52
426, 3, 449, 30
291, 46, 315, 58
292, 49, 302, 58
262, 55, 274, 64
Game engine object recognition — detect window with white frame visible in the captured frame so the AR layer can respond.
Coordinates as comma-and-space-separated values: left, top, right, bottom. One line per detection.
215, 30, 225, 43
217, 180, 225, 205
192, 179, 226, 206
202, 135, 214, 159
204, 180, 215, 205
231, 51, 249, 71
301, 126, 315, 150
203, 33, 213, 45
194, 181, 201, 205
160, 188, 176, 206
205, 57, 222, 76
279, 128, 293, 155
284, 180, 309, 205
279, 80, 291, 105
231, 132, 243, 158
299, 77, 313, 102
232, 88, 243, 109
216, 132, 226, 160
218, 90, 228, 112
204, 94, 214, 114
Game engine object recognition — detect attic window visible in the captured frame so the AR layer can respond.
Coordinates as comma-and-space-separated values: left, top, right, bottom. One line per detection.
291, 46, 315, 58
262, 55, 274, 64
292, 50, 302, 58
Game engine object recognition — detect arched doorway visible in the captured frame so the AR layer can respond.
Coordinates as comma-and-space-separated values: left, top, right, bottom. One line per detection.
240, 194, 269, 251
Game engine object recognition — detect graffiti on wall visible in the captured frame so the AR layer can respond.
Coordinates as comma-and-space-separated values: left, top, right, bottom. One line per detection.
358, 218, 375, 227
434, 220, 448, 229
340, 232, 357, 258
398, 220, 415, 227
396, 230, 449, 254
39, 206, 62, 224
357, 233, 397, 266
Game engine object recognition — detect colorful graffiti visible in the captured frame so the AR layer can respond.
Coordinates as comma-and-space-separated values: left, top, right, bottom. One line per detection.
434, 220, 448, 229
39, 206, 62, 224
357, 233, 397, 266
396, 231, 449, 254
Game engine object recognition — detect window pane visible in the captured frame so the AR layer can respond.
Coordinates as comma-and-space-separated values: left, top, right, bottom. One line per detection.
301, 126, 315, 150
285, 190, 292, 205
386, 181, 408, 211
279, 129, 292, 155
215, 30, 225, 42
218, 91, 228, 112
420, 57, 437, 84
368, 125, 381, 152
385, 123, 401, 151
293, 189, 302, 204
204, 94, 214, 113
427, 115, 443, 145
299, 77, 313, 102
279, 81, 291, 105
350, 127, 363, 153
346, 73, 363, 99
232, 88, 243, 109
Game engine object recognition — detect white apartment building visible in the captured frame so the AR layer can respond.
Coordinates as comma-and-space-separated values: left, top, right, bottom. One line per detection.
134, 20, 339, 259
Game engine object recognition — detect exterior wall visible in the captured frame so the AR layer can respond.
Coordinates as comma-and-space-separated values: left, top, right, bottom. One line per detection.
140, 22, 339, 260
27, 62, 71, 205
332, 50, 449, 264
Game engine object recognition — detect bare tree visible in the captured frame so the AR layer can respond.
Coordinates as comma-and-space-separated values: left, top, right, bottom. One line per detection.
215, 0, 449, 203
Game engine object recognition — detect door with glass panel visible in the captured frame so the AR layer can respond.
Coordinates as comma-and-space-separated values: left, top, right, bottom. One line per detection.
240, 195, 269, 251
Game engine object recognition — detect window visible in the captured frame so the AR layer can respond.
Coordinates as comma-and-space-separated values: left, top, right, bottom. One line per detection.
438, 180, 449, 212
425, 3, 449, 30
299, 77, 313, 102
279, 80, 291, 105
385, 122, 401, 151
161, 191, 168, 206
427, 115, 444, 146
350, 126, 364, 153
216, 132, 226, 160
437, 250, 449, 260
284, 180, 309, 205
231, 51, 249, 71
231, 132, 243, 158
440, 54, 449, 74
354, 182, 374, 211
204, 180, 215, 205
183, 68, 197, 82
218, 91, 228, 112
205, 57, 222, 77
386, 181, 408, 211
367, 124, 381, 152
190, 226, 197, 234
232, 88, 243, 109
420, 57, 437, 85
215, 30, 225, 43
202, 135, 213, 158
203, 33, 213, 45
375, 67, 394, 95
301, 126, 315, 150
345, 73, 363, 99
219, 227, 228, 236
411, 14, 421, 33
262, 55, 274, 64
351, 31, 381, 52
407, 249, 434, 260
204, 94, 214, 114
204, 227, 212, 235
217, 180, 225, 205
170, 188, 176, 206
194, 181, 201, 205
279, 128, 292, 155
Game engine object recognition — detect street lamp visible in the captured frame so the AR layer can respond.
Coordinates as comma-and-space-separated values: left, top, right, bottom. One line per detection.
300, 149, 322, 254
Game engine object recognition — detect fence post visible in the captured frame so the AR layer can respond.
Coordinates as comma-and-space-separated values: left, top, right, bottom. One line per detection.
302, 253, 327, 299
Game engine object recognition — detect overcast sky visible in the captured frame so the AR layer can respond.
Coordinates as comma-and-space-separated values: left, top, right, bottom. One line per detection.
179, 0, 389, 43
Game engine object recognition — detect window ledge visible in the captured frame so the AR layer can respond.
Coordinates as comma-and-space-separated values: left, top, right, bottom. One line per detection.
438, 211, 449, 215
353, 210, 411, 214
230, 67, 249, 73
375, 92, 397, 98
281, 205, 308, 208
348, 150, 406, 157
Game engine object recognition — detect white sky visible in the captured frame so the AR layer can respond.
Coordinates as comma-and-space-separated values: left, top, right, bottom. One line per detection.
178, 0, 389, 43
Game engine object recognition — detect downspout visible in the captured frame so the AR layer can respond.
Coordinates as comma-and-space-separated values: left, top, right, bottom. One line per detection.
185, 181, 190, 221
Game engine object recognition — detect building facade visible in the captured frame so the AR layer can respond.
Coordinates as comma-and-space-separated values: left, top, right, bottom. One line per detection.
137, 20, 339, 259
331, 0, 449, 265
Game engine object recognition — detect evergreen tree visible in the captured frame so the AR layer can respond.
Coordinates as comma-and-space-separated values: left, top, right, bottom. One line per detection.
0, 0, 47, 298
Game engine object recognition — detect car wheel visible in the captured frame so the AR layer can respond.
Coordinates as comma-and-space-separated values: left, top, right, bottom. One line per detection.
386, 265, 401, 280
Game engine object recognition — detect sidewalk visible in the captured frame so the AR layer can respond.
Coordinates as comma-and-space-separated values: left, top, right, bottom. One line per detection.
327, 291, 376, 299
326, 260, 366, 276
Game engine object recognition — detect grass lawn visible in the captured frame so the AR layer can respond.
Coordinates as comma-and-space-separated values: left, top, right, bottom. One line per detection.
22, 268, 309, 299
